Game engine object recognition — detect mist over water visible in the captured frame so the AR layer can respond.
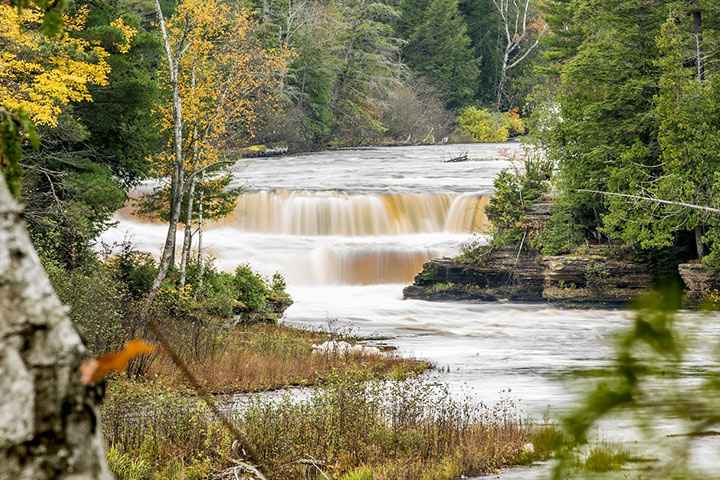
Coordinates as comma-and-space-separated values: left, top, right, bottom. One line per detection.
103, 142, 720, 477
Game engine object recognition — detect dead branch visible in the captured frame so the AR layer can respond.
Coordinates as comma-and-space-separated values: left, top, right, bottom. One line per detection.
579, 189, 720, 214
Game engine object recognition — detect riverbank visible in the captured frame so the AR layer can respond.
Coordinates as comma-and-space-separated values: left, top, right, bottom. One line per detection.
144, 322, 430, 394
404, 237, 720, 308
101, 320, 567, 480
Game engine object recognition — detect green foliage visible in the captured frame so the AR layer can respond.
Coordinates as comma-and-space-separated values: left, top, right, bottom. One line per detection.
233, 264, 270, 312
459, 0, 503, 104
17, 0, 163, 265
551, 281, 720, 478
102, 381, 232, 479
484, 152, 552, 249
540, 195, 586, 256
0, 107, 38, 198
341, 466, 374, 480
456, 107, 525, 143
531, 1, 720, 265
399, 0, 479, 109
138, 173, 242, 225
43, 255, 128, 355
270, 272, 287, 296
583, 444, 630, 472
585, 259, 610, 292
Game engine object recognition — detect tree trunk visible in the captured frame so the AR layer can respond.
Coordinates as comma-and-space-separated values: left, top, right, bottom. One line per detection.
0, 174, 111, 480
695, 225, 706, 260
496, 68, 508, 111
693, 8, 704, 82
151, 0, 186, 294
179, 176, 196, 288
196, 184, 205, 294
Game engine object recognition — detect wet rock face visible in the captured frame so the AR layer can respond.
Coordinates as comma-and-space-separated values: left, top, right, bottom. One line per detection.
404, 252, 657, 306
542, 256, 656, 304
403, 251, 545, 303
678, 263, 720, 303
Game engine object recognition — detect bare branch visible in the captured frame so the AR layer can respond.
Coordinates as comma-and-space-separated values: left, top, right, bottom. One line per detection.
579, 190, 720, 215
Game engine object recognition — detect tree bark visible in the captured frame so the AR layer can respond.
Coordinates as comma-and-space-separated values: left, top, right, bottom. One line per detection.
695, 225, 706, 260
151, 0, 187, 294
693, 7, 704, 82
0, 174, 111, 480
196, 184, 205, 294
179, 176, 196, 288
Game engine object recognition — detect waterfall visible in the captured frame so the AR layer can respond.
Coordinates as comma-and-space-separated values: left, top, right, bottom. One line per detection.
115, 190, 492, 286
213, 191, 491, 236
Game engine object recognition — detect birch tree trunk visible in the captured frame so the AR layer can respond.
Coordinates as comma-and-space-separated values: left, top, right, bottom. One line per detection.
196, 185, 205, 294
151, 0, 188, 294
0, 174, 111, 480
492, 0, 545, 110
179, 176, 196, 288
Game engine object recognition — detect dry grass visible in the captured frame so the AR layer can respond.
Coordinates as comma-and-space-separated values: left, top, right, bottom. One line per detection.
240, 371, 558, 479
103, 370, 563, 480
147, 323, 430, 393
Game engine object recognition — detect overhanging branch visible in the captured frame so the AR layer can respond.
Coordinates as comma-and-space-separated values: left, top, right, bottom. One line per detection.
579, 189, 720, 215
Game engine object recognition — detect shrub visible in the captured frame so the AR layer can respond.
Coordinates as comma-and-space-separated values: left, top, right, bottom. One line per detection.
456, 107, 526, 143
233, 264, 269, 311
484, 151, 552, 249
105, 239, 157, 299
43, 257, 128, 354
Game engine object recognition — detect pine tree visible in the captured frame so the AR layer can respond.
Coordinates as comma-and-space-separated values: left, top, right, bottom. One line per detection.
401, 0, 480, 109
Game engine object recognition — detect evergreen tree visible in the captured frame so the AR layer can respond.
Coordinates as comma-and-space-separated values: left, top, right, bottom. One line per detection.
399, 0, 479, 109
533, 0, 670, 252
459, 0, 501, 104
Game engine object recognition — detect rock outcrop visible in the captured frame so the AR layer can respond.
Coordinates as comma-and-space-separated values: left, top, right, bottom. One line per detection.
404, 251, 657, 306
678, 263, 720, 304
233, 296, 294, 324
402, 250, 545, 302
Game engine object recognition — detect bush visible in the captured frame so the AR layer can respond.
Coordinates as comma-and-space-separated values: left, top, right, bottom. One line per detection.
233, 264, 269, 311
484, 151, 553, 249
43, 257, 128, 355
456, 107, 526, 143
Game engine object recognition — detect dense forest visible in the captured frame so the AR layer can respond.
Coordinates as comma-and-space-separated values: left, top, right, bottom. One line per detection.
3, 0, 719, 281
1, 0, 547, 276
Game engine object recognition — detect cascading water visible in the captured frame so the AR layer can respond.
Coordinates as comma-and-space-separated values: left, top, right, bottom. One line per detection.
225, 191, 489, 236
118, 188, 492, 285
103, 143, 720, 478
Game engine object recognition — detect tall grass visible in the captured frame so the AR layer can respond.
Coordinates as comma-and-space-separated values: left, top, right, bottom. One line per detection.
103, 370, 561, 479
148, 323, 429, 393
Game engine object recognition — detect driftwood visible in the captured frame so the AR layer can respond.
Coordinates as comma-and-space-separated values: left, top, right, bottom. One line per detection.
443, 153, 469, 163
214, 455, 329, 480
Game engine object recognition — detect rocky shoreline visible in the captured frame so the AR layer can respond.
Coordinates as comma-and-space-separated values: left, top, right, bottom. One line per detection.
404, 252, 720, 307
404, 194, 720, 307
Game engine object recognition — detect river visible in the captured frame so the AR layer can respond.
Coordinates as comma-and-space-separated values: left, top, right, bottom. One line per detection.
103, 143, 720, 478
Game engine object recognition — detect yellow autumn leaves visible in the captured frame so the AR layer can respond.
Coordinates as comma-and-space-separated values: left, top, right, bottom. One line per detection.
0, 4, 136, 127
152, 0, 289, 178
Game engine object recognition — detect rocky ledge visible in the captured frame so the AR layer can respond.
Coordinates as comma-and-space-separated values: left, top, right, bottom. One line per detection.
403, 251, 659, 306
233, 296, 294, 324
678, 263, 720, 304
